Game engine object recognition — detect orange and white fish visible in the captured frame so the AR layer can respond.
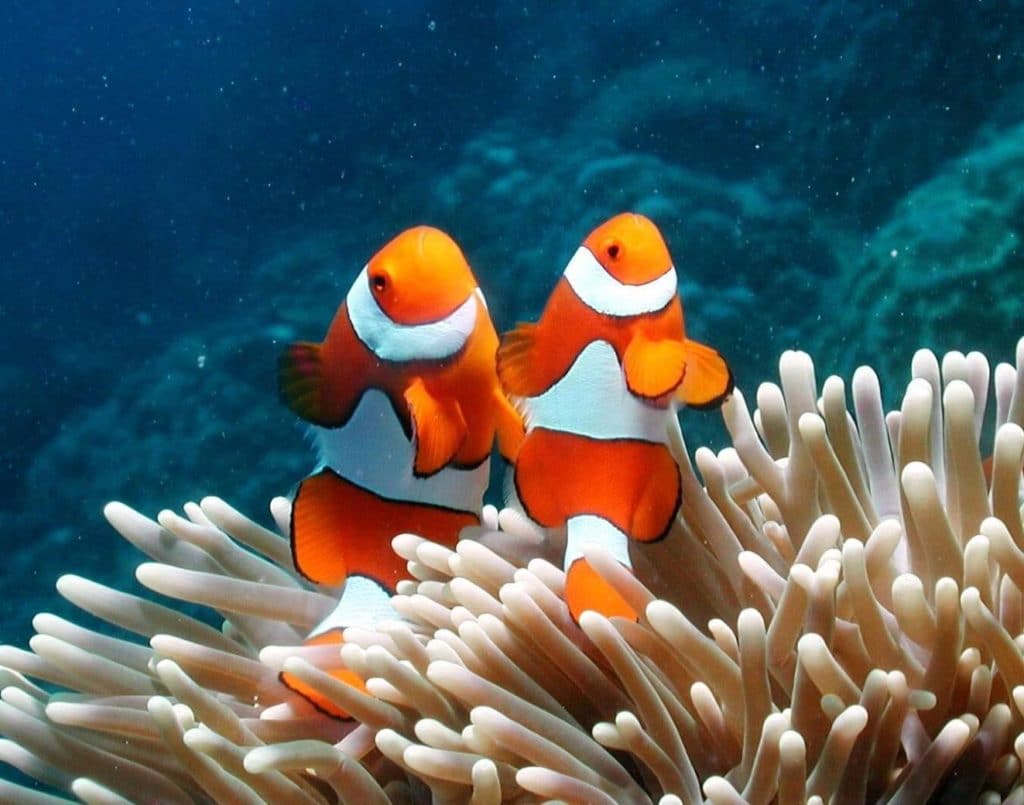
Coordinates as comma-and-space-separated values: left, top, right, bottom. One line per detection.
498, 212, 733, 622
278, 226, 523, 717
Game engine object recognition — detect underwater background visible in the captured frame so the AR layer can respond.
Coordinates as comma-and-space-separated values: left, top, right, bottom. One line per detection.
1, 0, 1022, 659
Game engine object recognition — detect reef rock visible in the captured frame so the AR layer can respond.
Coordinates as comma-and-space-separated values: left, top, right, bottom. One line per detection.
824, 122, 1024, 394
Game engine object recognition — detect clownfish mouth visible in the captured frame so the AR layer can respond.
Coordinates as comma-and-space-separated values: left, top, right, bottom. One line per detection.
346, 266, 479, 362
564, 247, 678, 317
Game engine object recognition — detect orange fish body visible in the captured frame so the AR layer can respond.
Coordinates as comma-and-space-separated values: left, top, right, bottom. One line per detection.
278, 226, 522, 716
499, 213, 733, 622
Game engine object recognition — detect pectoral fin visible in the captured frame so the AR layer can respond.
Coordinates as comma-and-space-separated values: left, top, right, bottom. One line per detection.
622, 335, 688, 399
497, 322, 543, 396
677, 339, 734, 409
493, 387, 526, 461
279, 327, 369, 427
279, 342, 334, 425
405, 377, 468, 476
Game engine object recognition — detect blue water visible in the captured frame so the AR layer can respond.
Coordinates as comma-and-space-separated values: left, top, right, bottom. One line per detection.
1, 0, 1022, 677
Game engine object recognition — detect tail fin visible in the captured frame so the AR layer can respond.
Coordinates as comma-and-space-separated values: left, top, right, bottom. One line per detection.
565, 558, 637, 623
563, 515, 638, 623
279, 575, 399, 719
278, 631, 365, 720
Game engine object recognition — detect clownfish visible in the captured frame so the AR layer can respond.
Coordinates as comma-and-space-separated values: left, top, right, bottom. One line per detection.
498, 212, 733, 623
278, 226, 523, 717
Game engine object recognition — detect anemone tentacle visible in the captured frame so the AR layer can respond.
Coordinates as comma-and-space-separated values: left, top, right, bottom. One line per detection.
2, 338, 1024, 803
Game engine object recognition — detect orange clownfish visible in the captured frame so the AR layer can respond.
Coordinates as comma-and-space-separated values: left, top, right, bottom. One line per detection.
498, 212, 733, 623
278, 226, 523, 717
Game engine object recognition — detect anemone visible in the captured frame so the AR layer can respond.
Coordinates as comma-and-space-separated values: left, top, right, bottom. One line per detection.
2, 338, 1024, 804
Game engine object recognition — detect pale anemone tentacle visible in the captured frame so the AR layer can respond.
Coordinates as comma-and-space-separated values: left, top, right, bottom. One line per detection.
2, 337, 1024, 802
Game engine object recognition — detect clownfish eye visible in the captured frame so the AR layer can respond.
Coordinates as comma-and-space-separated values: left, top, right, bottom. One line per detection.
371, 274, 387, 292
606, 242, 621, 260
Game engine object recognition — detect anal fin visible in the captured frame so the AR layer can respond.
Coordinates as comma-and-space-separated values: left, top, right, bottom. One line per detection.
405, 377, 468, 477
291, 470, 350, 586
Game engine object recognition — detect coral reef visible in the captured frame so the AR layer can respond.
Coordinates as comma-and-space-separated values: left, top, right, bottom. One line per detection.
567, 57, 781, 178
2, 335, 1024, 802
0, 233, 355, 642
776, 1, 1024, 223
825, 123, 1024, 393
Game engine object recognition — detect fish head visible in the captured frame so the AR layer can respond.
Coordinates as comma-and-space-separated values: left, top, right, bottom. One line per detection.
365, 226, 478, 325
582, 212, 673, 286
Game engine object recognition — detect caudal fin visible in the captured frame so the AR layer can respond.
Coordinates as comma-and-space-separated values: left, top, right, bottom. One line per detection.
565, 559, 638, 623
278, 631, 366, 720
563, 515, 639, 623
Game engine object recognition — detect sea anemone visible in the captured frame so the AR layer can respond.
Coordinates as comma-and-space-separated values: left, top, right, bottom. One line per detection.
3, 338, 1024, 804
